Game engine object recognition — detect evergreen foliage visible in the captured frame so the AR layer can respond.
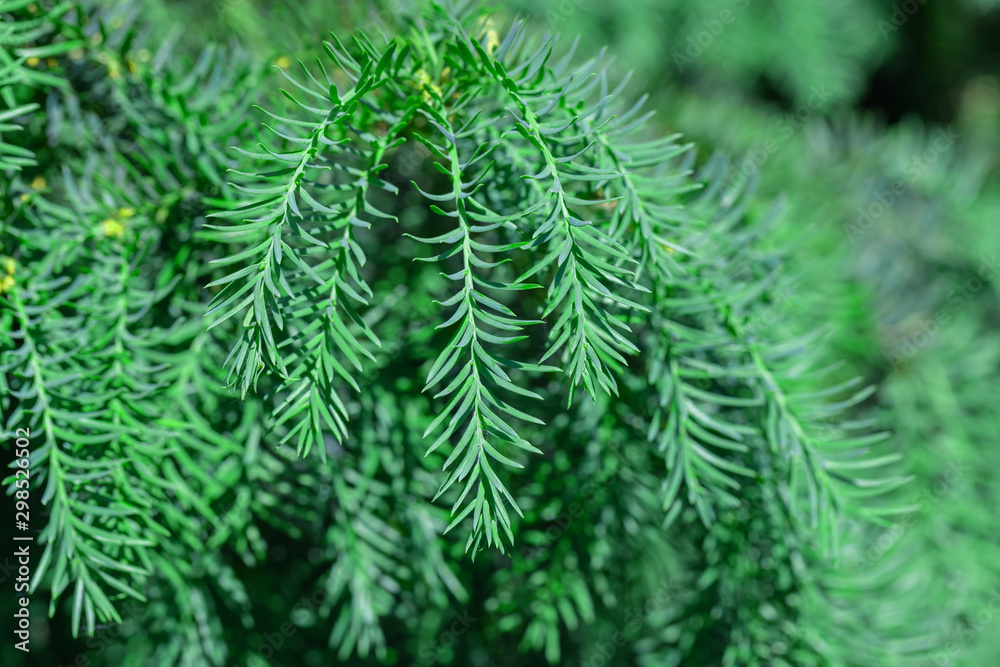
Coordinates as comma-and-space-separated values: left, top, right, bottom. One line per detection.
1, 1, 998, 666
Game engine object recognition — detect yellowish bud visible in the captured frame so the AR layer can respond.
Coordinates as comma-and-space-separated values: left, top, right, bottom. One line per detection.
486, 29, 500, 56
102, 218, 125, 238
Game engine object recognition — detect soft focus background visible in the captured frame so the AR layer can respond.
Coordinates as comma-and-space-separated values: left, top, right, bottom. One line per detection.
5, 0, 1000, 665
